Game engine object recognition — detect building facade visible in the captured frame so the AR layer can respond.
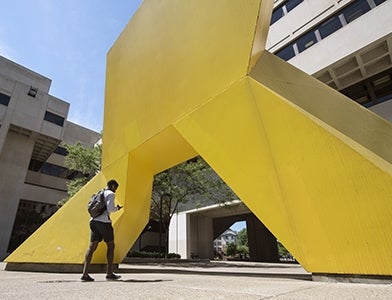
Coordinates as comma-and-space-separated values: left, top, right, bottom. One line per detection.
213, 228, 238, 255
0, 56, 100, 260
268, 0, 392, 119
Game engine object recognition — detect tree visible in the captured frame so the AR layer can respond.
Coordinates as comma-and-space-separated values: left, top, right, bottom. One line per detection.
236, 228, 249, 258
58, 142, 101, 206
237, 228, 248, 247
226, 242, 237, 256
151, 156, 237, 253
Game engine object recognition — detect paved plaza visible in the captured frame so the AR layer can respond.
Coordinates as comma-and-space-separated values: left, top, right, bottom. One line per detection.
1, 261, 391, 299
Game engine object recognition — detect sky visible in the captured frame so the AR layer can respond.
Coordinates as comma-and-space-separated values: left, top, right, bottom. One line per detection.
231, 221, 246, 232
0, 0, 143, 132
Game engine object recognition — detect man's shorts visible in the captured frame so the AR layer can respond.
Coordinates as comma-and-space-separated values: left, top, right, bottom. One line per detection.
89, 220, 114, 242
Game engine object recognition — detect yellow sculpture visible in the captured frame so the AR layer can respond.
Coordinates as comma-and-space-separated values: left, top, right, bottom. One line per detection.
6, 0, 392, 276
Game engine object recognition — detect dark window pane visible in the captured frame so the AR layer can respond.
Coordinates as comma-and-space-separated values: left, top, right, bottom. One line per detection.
0, 92, 11, 106
7, 199, 58, 252
318, 15, 343, 39
375, 93, 392, 105
374, 0, 387, 6
53, 146, 68, 156
276, 45, 296, 61
285, 0, 304, 13
271, 6, 284, 25
342, 0, 370, 24
40, 162, 68, 177
296, 31, 317, 53
44, 111, 65, 127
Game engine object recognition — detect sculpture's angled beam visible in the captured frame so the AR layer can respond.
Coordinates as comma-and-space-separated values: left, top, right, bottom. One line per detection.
174, 69, 392, 275
250, 51, 392, 166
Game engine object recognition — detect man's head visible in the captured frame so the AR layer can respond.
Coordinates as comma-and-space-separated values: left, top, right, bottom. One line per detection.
107, 179, 119, 192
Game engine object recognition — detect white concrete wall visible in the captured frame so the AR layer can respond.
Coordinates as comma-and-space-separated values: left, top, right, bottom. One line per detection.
168, 212, 189, 258
289, 2, 392, 74
0, 55, 51, 93
0, 132, 35, 259
169, 211, 214, 259
267, 0, 392, 75
63, 121, 101, 146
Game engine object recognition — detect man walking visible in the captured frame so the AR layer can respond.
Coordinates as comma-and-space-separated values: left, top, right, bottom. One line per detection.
81, 179, 122, 281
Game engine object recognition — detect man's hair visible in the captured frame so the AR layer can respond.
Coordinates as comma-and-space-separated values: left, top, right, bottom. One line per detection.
107, 179, 119, 188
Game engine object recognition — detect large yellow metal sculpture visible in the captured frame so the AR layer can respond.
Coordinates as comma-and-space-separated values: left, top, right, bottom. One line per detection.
6, 0, 392, 276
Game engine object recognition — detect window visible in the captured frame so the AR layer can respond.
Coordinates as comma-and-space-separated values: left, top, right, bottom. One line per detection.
28, 86, 38, 97
285, 0, 304, 13
296, 31, 318, 53
0, 92, 11, 106
270, 0, 304, 25
318, 15, 343, 39
342, 0, 370, 24
40, 162, 68, 177
276, 44, 296, 61
44, 111, 65, 126
53, 146, 68, 156
271, 6, 284, 25
273, 0, 378, 60
374, 0, 387, 6
7, 199, 58, 252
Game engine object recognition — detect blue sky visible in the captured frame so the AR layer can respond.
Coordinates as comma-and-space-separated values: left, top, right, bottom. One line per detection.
0, 0, 143, 132
231, 221, 246, 232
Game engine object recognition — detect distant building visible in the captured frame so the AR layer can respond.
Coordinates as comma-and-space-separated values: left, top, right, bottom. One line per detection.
0, 55, 100, 260
213, 228, 238, 255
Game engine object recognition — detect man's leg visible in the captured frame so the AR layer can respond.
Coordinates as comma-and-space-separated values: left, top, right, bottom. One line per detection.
106, 240, 115, 275
82, 240, 99, 279
105, 240, 121, 280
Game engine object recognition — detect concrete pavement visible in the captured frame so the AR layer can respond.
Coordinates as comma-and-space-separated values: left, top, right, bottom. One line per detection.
1, 261, 391, 299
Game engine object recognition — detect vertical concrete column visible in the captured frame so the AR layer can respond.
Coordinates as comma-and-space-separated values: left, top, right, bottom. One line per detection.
0, 131, 35, 260
246, 215, 279, 262
197, 215, 214, 259
168, 212, 189, 259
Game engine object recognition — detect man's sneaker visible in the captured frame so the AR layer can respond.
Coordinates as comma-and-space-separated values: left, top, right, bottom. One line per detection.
106, 273, 121, 280
81, 275, 95, 282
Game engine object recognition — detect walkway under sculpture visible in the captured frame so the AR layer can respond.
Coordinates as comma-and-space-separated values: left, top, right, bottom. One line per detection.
6, 0, 392, 277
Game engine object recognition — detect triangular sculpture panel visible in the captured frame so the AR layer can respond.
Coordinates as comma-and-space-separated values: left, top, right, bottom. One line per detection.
6, 0, 392, 276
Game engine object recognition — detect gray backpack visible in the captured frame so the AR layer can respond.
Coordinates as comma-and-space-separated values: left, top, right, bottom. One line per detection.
87, 189, 106, 218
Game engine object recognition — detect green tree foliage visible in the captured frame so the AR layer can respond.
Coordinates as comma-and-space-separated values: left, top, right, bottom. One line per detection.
226, 242, 237, 256
236, 244, 249, 257
277, 241, 291, 257
151, 156, 237, 252
236, 228, 249, 258
237, 228, 248, 247
64, 142, 101, 176
58, 142, 101, 206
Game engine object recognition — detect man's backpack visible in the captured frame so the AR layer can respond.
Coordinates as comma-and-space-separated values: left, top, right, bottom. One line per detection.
87, 189, 106, 218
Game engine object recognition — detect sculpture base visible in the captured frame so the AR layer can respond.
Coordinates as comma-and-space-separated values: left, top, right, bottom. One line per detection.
312, 273, 392, 284
5, 263, 118, 273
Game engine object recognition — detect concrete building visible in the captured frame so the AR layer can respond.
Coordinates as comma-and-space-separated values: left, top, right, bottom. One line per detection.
268, 0, 392, 119
0, 56, 100, 260
169, 0, 392, 261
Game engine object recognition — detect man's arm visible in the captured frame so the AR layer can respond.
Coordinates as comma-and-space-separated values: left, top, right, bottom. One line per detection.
106, 192, 120, 213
